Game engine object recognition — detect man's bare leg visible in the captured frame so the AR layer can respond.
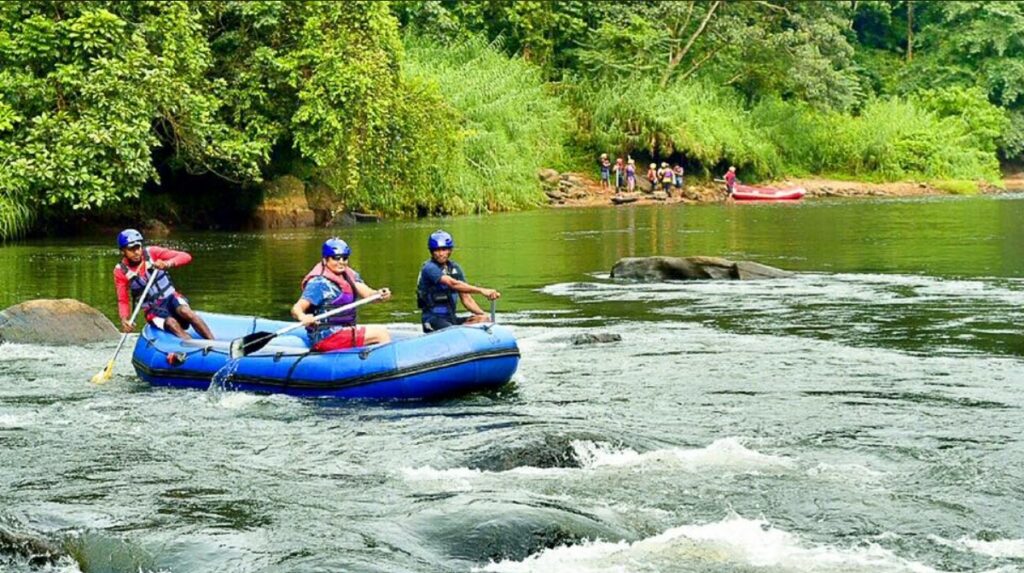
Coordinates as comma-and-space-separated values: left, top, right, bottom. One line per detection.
163, 316, 193, 340
176, 306, 215, 340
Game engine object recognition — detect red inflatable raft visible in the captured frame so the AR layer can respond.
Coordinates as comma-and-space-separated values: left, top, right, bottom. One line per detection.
731, 184, 806, 201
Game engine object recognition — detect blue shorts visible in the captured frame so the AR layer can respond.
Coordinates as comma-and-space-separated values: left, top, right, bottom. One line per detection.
146, 295, 191, 330
422, 314, 468, 333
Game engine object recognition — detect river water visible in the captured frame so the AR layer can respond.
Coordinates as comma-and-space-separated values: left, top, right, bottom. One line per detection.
1, 195, 1023, 572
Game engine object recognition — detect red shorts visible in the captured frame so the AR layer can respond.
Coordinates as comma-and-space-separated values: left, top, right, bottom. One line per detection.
312, 326, 366, 352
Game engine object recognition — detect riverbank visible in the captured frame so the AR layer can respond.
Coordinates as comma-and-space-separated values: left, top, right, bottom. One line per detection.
545, 172, 1021, 208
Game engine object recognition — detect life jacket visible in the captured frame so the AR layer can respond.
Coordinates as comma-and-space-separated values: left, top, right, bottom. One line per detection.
661, 169, 673, 183
416, 260, 458, 316
301, 263, 361, 329
118, 248, 176, 308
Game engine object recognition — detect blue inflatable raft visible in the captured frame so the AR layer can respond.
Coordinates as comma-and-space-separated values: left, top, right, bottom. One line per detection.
131, 312, 520, 399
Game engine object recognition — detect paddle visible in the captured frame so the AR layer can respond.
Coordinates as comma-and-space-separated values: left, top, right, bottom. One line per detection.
182, 339, 310, 356
91, 263, 159, 384
229, 292, 383, 359
490, 299, 496, 324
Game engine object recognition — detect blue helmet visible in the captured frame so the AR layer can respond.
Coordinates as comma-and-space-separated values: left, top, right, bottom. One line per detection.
117, 228, 144, 249
322, 237, 351, 259
428, 230, 454, 251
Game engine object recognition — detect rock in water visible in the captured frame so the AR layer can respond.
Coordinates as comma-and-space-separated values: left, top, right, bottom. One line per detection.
735, 260, 793, 279
571, 333, 623, 345
0, 299, 118, 345
610, 256, 791, 281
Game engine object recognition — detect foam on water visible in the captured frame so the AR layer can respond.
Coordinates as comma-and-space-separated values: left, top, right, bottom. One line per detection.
571, 437, 796, 471
214, 392, 265, 410
475, 516, 942, 573
960, 538, 1024, 558
0, 413, 31, 428
0, 343, 58, 361
18, 557, 84, 573
805, 462, 884, 482
929, 534, 1024, 559
402, 438, 793, 487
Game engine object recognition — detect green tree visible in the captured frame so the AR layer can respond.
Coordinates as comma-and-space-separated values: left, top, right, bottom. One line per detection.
0, 2, 263, 218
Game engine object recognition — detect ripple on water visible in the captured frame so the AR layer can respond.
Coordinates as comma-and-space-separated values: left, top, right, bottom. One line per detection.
541, 272, 1024, 357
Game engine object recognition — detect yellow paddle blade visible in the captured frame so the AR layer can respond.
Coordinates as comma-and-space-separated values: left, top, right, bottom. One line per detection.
91, 360, 115, 385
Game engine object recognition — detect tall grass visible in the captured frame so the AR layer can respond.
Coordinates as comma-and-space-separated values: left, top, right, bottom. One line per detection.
752, 97, 1001, 182
574, 79, 780, 178
403, 34, 571, 212
572, 78, 1001, 184
0, 194, 35, 240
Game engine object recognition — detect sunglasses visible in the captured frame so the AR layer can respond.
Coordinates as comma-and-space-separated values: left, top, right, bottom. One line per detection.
329, 255, 348, 262
125, 243, 143, 250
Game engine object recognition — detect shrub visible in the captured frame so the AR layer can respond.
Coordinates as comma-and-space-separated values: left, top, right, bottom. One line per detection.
402, 34, 571, 213
575, 78, 779, 178
931, 180, 980, 195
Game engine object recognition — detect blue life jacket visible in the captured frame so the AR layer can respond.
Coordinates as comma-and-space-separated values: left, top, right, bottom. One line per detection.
417, 260, 459, 316
118, 248, 176, 309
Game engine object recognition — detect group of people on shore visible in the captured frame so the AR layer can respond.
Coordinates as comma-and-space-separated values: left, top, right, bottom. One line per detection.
113, 229, 501, 351
600, 154, 685, 197
599, 153, 739, 199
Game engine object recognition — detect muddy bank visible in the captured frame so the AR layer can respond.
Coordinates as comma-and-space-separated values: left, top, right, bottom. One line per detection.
544, 171, 1018, 208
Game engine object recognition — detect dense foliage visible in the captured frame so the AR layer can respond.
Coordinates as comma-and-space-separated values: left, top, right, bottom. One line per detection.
1, 1, 1020, 238
401, 1, 1018, 173
403, 35, 570, 213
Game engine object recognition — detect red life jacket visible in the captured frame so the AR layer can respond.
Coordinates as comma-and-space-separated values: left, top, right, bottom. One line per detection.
301, 263, 361, 328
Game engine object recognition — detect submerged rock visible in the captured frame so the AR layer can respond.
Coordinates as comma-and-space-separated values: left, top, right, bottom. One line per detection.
0, 527, 65, 567
0, 299, 117, 345
571, 333, 623, 345
611, 256, 792, 281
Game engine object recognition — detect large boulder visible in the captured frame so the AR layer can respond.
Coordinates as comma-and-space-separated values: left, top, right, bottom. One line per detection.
0, 299, 118, 345
735, 260, 792, 280
249, 175, 316, 230
610, 256, 791, 281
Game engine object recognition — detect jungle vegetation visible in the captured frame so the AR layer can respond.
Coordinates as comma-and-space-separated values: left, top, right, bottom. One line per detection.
1, 1, 1021, 238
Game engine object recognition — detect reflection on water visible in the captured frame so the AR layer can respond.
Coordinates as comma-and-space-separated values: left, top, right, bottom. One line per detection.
2, 195, 1024, 572
2, 194, 1023, 328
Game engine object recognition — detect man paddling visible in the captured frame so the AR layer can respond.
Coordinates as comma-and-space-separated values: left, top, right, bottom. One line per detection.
113, 229, 214, 340
416, 230, 501, 333
291, 238, 392, 351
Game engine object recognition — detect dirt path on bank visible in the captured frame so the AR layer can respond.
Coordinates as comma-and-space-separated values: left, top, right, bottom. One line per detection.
549, 172, 1020, 208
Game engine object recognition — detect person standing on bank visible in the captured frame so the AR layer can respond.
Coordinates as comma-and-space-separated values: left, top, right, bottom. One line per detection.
113, 228, 215, 341
292, 238, 392, 352
724, 165, 738, 198
625, 158, 637, 193
417, 230, 501, 333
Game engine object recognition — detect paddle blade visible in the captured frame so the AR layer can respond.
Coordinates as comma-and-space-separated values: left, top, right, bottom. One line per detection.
230, 331, 273, 359
91, 360, 115, 384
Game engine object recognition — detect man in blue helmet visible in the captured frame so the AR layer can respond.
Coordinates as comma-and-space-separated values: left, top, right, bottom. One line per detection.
113, 228, 215, 340
291, 238, 393, 352
416, 230, 501, 333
